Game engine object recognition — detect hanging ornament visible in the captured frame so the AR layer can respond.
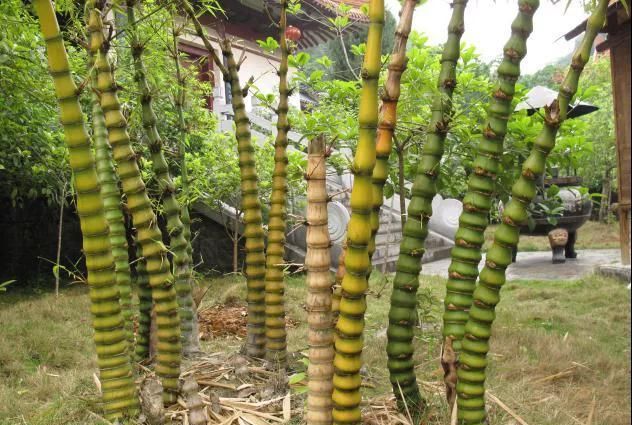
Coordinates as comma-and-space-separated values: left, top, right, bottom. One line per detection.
285, 25, 302, 42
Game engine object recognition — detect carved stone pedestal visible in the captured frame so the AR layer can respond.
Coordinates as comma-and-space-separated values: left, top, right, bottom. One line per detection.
549, 228, 569, 264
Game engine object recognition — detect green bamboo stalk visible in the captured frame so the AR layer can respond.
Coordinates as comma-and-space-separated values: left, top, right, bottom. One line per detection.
87, 3, 181, 403
440, 0, 539, 406
369, 0, 419, 260
127, 0, 199, 356
264, 0, 291, 367
456, 3, 608, 423
305, 136, 334, 425
135, 244, 153, 361
171, 18, 195, 278
222, 38, 267, 359
90, 67, 135, 354
386, 0, 468, 416
332, 1, 383, 423
180, 0, 267, 358
34, 0, 137, 418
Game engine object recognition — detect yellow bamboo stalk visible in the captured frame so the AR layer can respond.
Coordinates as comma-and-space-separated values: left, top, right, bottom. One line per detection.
179, 0, 268, 357
332, 1, 384, 423
34, 0, 137, 418
265, 0, 291, 367
87, 3, 181, 403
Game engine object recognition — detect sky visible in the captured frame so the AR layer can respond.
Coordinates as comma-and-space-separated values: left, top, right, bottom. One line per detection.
384, 0, 591, 74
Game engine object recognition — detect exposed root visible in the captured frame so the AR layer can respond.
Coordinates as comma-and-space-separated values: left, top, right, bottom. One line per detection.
441, 336, 458, 410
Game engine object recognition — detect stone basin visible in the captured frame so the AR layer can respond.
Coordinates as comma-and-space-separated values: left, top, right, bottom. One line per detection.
515, 187, 593, 264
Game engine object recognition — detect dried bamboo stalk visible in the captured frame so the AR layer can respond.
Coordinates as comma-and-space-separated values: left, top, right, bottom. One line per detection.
305, 136, 334, 425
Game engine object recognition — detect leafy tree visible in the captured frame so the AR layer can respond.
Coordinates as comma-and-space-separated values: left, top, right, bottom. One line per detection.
0, 0, 72, 208
302, 7, 396, 81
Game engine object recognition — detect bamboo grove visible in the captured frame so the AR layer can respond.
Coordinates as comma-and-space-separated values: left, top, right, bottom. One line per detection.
28, 0, 613, 423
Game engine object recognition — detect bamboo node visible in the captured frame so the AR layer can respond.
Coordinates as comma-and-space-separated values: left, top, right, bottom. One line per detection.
442, 78, 457, 90
518, 1, 536, 14
482, 125, 498, 139
493, 88, 512, 100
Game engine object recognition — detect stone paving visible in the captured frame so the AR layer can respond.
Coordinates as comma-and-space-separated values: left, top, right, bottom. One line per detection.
420, 249, 622, 281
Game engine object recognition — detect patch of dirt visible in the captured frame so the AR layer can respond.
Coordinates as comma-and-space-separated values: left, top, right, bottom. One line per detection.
198, 304, 299, 340
198, 304, 248, 339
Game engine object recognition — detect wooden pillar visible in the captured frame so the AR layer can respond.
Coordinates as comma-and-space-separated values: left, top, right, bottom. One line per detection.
608, 21, 631, 264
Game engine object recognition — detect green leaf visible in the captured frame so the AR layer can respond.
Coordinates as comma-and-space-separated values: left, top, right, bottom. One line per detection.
289, 52, 310, 68
316, 55, 333, 69
383, 181, 394, 199
0, 279, 16, 292
256, 37, 279, 54
546, 184, 560, 198
350, 43, 366, 57
288, 372, 306, 385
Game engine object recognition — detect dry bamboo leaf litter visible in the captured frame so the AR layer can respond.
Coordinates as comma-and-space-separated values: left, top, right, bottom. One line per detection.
161, 354, 299, 425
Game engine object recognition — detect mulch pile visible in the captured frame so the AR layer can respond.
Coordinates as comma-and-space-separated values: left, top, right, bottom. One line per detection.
197, 304, 299, 341
198, 304, 249, 339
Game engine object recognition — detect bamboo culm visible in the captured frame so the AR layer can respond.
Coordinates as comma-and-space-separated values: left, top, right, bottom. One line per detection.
441, 0, 539, 406
332, 1, 384, 423
456, 2, 608, 423
222, 40, 267, 358
87, 4, 182, 403
127, 0, 199, 356
90, 63, 135, 355
386, 0, 467, 415
369, 0, 418, 260
34, 0, 138, 418
171, 20, 195, 277
135, 244, 153, 361
264, 0, 291, 367
180, 0, 267, 358
305, 136, 334, 425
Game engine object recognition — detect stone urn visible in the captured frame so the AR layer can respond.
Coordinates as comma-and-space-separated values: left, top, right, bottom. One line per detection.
516, 185, 592, 264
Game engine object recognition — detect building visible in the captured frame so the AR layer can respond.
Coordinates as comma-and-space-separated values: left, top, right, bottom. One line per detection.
178, 0, 369, 112
181, 0, 455, 272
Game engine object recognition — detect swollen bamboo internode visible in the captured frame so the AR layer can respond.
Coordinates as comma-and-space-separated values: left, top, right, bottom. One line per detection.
91, 88, 135, 352
332, 1, 384, 423
305, 136, 334, 425
180, 0, 268, 358
87, 3, 182, 403
456, 2, 608, 423
34, 0, 138, 418
127, 0, 199, 356
384, 0, 465, 417
135, 244, 153, 361
222, 39, 268, 359
172, 18, 195, 294
441, 0, 539, 408
264, 0, 292, 367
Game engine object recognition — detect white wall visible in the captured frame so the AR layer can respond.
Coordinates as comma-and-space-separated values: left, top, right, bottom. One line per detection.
180, 31, 300, 112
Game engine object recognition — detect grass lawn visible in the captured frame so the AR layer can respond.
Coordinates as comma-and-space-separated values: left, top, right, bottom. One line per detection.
484, 220, 621, 252
1, 272, 630, 425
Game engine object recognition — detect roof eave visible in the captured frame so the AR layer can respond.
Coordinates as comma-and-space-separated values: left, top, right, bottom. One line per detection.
563, 1, 630, 41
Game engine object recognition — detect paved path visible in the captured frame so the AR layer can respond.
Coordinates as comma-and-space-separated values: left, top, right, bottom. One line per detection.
420, 249, 621, 281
